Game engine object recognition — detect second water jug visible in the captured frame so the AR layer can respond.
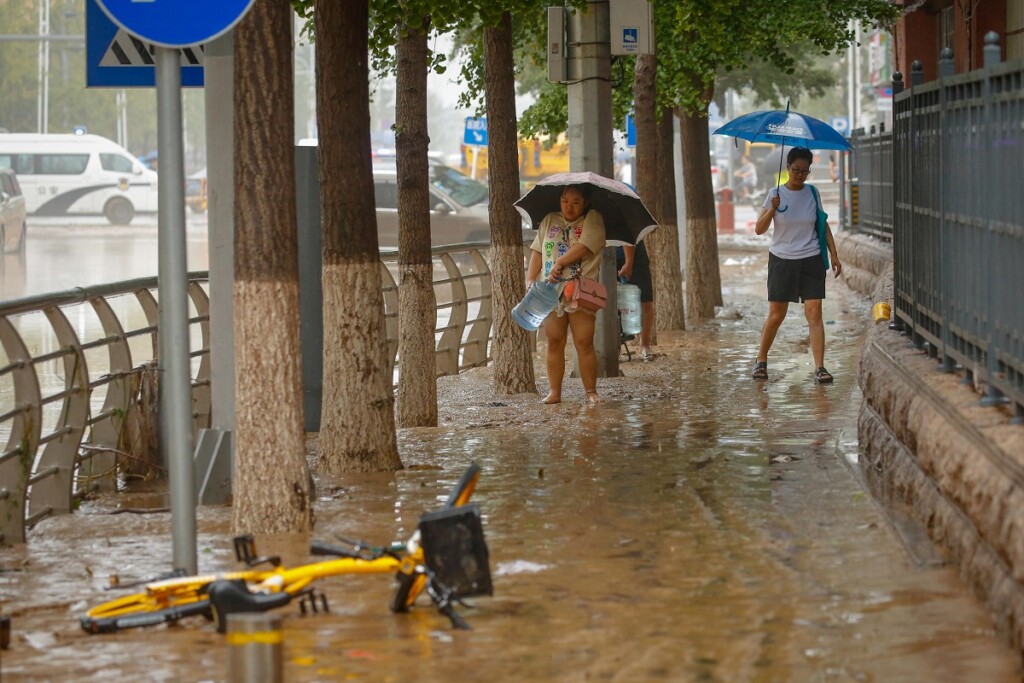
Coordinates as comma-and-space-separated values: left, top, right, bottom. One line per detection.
617, 279, 641, 335
511, 281, 560, 331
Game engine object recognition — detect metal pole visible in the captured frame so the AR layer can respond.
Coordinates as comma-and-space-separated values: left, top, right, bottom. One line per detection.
42, 0, 50, 134
227, 613, 283, 683
156, 46, 197, 575
567, 0, 617, 378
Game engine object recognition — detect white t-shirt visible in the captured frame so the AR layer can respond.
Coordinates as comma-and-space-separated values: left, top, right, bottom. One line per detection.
762, 185, 820, 260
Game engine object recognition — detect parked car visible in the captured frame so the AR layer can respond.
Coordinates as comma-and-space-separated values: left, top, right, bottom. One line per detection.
0, 133, 157, 225
372, 158, 532, 248
0, 167, 27, 253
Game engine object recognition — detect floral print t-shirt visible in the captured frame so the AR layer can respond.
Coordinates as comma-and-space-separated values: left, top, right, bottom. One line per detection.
529, 210, 607, 282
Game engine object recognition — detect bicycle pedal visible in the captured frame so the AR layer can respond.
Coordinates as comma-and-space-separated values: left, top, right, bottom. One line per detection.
298, 591, 330, 616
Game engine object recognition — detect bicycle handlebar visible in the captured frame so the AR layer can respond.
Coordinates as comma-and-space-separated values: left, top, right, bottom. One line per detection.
309, 540, 364, 559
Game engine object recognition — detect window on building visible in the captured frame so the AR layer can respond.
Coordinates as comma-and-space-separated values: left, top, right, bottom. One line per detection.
940, 5, 955, 51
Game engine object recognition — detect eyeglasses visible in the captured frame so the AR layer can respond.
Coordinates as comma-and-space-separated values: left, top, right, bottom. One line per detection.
790, 168, 811, 176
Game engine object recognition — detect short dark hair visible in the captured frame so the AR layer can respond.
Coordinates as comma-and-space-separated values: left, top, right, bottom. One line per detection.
561, 184, 592, 203
787, 147, 813, 166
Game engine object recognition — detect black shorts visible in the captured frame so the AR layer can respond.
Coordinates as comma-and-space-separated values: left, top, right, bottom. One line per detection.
767, 253, 826, 303
615, 243, 654, 302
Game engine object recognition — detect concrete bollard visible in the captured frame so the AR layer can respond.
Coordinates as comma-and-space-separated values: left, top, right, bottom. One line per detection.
226, 613, 283, 683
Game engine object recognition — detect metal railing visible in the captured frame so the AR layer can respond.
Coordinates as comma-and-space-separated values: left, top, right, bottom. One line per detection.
0, 242, 519, 544
848, 125, 894, 242
0, 276, 212, 544
890, 36, 1024, 420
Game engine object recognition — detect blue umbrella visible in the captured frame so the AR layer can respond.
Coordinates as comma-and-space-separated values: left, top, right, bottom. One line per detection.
713, 102, 851, 189
713, 103, 852, 151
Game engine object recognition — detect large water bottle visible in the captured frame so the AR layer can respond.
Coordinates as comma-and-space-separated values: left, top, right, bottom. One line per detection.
511, 281, 560, 331
618, 278, 641, 335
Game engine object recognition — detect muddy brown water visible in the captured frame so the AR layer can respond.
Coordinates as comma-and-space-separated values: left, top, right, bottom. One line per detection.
2, 248, 1021, 682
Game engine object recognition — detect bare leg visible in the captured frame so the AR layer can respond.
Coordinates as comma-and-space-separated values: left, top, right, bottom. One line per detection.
639, 301, 655, 354
757, 301, 790, 362
568, 310, 601, 402
804, 299, 825, 368
542, 313, 569, 404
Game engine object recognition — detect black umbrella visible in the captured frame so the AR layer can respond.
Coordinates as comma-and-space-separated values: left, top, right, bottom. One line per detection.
513, 171, 658, 246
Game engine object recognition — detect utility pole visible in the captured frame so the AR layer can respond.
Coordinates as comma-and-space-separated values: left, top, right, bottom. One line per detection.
37, 0, 51, 134
566, 0, 618, 378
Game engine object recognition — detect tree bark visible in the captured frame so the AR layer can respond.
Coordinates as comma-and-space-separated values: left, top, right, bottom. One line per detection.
679, 107, 722, 319
395, 15, 437, 427
314, 0, 401, 473
652, 106, 685, 331
231, 0, 314, 533
485, 12, 536, 395
630, 54, 679, 342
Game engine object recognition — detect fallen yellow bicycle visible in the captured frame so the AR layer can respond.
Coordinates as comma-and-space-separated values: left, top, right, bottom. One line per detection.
80, 464, 491, 633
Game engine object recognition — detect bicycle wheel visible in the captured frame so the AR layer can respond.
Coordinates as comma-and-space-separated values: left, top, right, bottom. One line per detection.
81, 600, 212, 634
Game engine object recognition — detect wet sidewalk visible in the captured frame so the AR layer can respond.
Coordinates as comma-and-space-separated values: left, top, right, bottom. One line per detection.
1, 247, 1021, 681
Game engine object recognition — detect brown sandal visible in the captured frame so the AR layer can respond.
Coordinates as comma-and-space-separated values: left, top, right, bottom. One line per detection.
752, 361, 768, 380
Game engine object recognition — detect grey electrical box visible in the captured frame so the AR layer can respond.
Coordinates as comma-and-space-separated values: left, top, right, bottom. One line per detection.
609, 0, 654, 56
547, 6, 567, 83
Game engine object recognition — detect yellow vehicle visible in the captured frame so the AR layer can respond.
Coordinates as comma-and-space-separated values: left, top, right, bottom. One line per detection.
460, 134, 571, 188
80, 464, 490, 633
185, 170, 207, 214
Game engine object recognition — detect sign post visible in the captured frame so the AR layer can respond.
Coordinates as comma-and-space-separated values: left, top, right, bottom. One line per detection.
95, 0, 254, 576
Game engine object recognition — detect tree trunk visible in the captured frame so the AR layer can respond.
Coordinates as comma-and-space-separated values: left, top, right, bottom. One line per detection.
652, 106, 684, 331
395, 15, 437, 427
314, 0, 401, 473
630, 52, 679, 342
678, 107, 722, 319
485, 12, 536, 395
231, 0, 313, 533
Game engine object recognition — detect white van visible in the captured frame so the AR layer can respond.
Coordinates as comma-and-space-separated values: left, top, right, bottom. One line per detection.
0, 133, 158, 225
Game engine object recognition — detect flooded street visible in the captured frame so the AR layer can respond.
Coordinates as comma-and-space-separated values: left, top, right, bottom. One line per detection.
1, 246, 1021, 681
0, 215, 210, 301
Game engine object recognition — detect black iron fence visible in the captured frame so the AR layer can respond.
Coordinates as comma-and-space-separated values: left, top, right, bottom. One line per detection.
847, 126, 893, 242
852, 33, 1024, 421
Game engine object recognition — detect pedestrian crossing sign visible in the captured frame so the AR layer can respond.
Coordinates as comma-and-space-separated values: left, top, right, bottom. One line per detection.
86, 0, 204, 88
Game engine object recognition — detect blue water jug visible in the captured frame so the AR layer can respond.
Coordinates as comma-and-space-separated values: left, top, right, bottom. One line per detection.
617, 278, 641, 335
511, 282, 560, 331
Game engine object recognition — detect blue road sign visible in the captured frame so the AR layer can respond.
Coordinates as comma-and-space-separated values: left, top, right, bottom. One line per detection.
626, 114, 636, 147
829, 116, 850, 135
95, 0, 254, 48
464, 117, 488, 146
622, 28, 639, 53
86, 0, 203, 87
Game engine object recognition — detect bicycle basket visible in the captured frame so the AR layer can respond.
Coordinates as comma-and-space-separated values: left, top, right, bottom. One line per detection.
417, 504, 493, 598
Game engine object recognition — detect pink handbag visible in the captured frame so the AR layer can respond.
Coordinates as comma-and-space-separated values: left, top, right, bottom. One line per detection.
563, 276, 608, 314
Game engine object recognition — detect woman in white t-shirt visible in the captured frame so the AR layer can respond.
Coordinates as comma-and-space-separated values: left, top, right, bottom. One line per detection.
751, 147, 842, 383
526, 185, 607, 404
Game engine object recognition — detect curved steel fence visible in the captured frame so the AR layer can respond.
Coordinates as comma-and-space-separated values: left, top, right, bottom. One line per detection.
0, 243, 519, 544
0, 276, 212, 544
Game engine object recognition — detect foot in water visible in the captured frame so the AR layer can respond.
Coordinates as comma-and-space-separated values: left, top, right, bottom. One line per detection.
541, 392, 561, 405
585, 391, 603, 404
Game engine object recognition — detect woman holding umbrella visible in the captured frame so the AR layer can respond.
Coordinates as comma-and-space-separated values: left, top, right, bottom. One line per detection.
752, 147, 842, 383
526, 185, 607, 404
